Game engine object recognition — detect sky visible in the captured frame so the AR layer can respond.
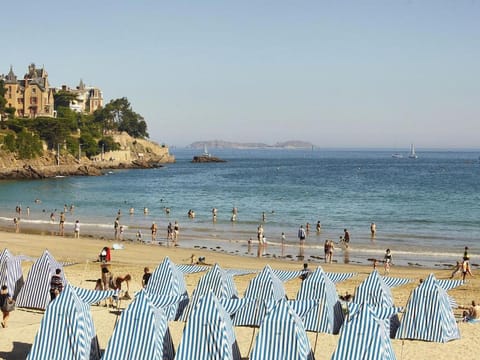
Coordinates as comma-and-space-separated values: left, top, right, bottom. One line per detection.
2, 1, 479, 149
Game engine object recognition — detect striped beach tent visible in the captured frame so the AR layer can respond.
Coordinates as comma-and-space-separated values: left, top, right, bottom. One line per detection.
27, 284, 100, 360
382, 276, 413, 288
145, 257, 189, 320
325, 271, 357, 284
0, 248, 24, 299
250, 298, 314, 360
353, 270, 401, 338
102, 290, 175, 360
16, 250, 66, 310
233, 265, 286, 327
180, 263, 238, 321
176, 264, 210, 274
176, 291, 241, 360
331, 303, 402, 360
72, 286, 118, 305
395, 273, 461, 343
272, 269, 305, 282
297, 266, 344, 334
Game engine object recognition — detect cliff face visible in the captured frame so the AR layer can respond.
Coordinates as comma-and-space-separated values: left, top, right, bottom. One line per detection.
0, 132, 175, 179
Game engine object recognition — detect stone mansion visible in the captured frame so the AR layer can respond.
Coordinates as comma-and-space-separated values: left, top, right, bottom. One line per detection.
1, 63, 103, 118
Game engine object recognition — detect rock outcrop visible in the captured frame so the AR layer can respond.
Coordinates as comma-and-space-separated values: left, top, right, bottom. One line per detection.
0, 132, 175, 180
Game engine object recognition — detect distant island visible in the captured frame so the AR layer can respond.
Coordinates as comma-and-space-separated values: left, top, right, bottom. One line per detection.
189, 140, 315, 150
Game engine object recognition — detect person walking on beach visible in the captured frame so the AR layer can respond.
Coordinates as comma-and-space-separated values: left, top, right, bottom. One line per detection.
142, 267, 151, 288
50, 268, 63, 302
463, 246, 474, 277
74, 220, 80, 238
114, 217, 120, 240
173, 221, 179, 242
167, 222, 173, 241
384, 249, 392, 274
298, 225, 306, 246
151, 222, 158, 242
0, 285, 14, 328
59, 212, 65, 236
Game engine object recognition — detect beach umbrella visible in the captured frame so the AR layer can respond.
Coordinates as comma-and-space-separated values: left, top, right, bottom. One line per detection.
16, 250, 66, 310
331, 303, 402, 360
176, 291, 241, 360
297, 266, 345, 335
395, 273, 461, 343
27, 284, 101, 360
102, 290, 175, 360
0, 248, 24, 299
145, 257, 189, 320
180, 263, 239, 322
352, 270, 403, 338
250, 298, 315, 360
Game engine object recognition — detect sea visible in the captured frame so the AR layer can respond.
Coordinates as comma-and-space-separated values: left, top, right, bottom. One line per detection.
0, 148, 479, 268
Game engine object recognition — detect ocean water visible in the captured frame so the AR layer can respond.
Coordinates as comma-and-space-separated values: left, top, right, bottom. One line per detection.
0, 148, 479, 268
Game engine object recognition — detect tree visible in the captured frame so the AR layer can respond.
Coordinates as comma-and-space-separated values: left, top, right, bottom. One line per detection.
93, 97, 149, 138
54, 90, 79, 109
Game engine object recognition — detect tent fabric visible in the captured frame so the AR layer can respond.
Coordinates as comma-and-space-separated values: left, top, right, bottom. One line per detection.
381, 276, 413, 288
27, 284, 100, 360
250, 298, 314, 360
272, 269, 305, 282
331, 303, 402, 360
102, 290, 175, 360
225, 269, 258, 277
0, 248, 24, 299
435, 279, 464, 291
180, 263, 239, 321
72, 286, 118, 305
176, 264, 210, 274
145, 257, 189, 320
233, 265, 286, 327
325, 272, 357, 284
395, 273, 461, 343
16, 250, 66, 310
297, 267, 345, 334
353, 270, 401, 338
176, 291, 241, 360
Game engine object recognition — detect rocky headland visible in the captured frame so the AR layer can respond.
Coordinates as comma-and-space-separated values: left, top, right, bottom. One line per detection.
0, 132, 175, 180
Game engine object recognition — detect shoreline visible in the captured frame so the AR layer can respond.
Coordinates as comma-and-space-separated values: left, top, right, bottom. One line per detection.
0, 219, 468, 271
0, 230, 479, 359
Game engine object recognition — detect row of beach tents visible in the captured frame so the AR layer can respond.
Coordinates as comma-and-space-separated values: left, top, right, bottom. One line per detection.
0, 248, 465, 360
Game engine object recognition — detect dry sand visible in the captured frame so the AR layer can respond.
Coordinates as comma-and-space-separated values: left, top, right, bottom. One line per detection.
0, 230, 479, 360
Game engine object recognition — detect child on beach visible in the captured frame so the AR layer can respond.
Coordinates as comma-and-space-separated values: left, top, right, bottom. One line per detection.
74, 220, 80, 238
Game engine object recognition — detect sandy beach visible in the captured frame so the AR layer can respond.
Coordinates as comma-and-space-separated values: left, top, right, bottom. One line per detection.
0, 230, 479, 360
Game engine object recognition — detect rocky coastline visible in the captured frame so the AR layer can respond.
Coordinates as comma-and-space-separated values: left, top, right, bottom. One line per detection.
0, 132, 174, 180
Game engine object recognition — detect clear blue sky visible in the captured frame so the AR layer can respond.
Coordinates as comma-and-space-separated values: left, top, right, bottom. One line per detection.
2, 1, 479, 149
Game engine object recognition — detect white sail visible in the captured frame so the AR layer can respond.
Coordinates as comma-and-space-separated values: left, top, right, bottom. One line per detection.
408, 144, 418, 159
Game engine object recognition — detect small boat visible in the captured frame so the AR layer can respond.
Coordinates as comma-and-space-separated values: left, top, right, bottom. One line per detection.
408, 144, 418, 159
392, 153, 403, 159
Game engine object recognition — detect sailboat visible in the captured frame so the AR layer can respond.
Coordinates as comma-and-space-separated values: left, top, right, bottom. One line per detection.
408, 144, 418, 159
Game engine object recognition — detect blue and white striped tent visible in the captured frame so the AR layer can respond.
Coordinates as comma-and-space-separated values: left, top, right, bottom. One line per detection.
233, 265, 286, 327
72, 286, 118, 305
250, 298, 314, 360
16, 250, 66, 310
297, 267, 344, 334
353, 270, 402, 338
395, 273, 461, 343
180, 263, 238, 321
145, 257, 189, 320
27, 284, 100, 360
102, 290, 175, 360
176, 291, 241, 360
0, 248, 24, 299
176, 264, 210, 274
272, 269, 305, 282
325, 271, 357, 284
332, 303, 402, 360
